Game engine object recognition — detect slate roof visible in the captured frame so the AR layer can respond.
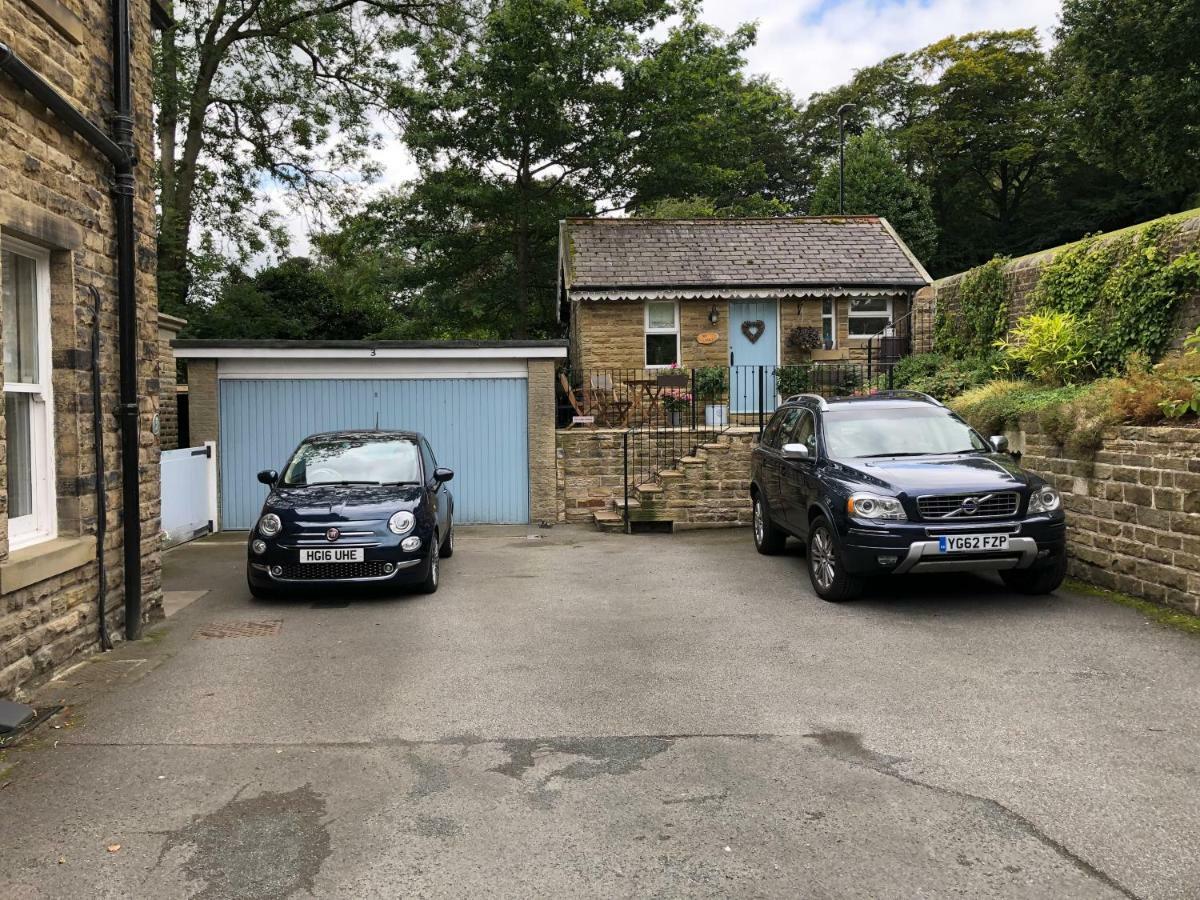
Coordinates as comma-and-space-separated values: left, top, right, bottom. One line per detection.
561, 217, 931, 291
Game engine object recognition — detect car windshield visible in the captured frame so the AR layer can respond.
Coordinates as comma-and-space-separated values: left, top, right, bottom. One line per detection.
823, 407, 989, 458
281, 438, 422, 486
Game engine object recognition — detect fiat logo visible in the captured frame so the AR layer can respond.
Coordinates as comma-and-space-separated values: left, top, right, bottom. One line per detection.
325, 527, 340, 542
960, 498, 979, 515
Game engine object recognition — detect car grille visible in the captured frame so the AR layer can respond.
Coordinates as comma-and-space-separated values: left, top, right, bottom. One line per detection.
276, 561, 393, 581
917, 492, 1019, 520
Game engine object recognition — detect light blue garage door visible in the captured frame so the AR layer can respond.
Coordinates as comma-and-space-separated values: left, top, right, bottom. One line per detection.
219, 378, 529, 529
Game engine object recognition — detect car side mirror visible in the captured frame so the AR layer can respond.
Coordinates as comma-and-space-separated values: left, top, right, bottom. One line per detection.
781, 443, 811, 461
433, 467, 454, 483
989, 435, 1009, 454
257, 469, 278, 486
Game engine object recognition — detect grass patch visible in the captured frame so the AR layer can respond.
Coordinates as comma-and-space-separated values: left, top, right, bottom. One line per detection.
1066, 578, 1200, 636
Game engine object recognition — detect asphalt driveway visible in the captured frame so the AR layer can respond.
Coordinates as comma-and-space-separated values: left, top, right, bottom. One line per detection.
1, 526, 1197, 898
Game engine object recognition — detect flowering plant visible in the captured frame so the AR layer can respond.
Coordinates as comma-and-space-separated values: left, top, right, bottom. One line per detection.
660, 387, 693, 413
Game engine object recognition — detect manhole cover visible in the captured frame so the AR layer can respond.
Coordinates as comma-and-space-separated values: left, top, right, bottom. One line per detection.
194, 620, 282, 640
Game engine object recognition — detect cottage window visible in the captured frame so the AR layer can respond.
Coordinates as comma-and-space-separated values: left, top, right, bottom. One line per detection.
821, 298, 836, 349
2, 237, 56, 549
847, 297, 892, 338
644, 301, 679, 367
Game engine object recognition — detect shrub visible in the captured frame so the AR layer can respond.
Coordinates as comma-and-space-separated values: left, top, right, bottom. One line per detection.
950, 380, 1092, 438
694, 366, 727, 401
776, 364, 812, 398
893, 352, 996, 400
934, 256, 1009, 358
995, 310, 1093, 385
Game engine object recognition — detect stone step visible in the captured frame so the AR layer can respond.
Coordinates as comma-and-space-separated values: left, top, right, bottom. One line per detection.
611, 498, 640, 510
658, 469, 686, 481
635, 483, 664, 495
679, 456, 705, 466
592, 511, 625, 533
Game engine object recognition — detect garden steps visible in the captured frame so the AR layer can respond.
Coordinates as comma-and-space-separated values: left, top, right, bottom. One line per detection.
591, 510, 625, 533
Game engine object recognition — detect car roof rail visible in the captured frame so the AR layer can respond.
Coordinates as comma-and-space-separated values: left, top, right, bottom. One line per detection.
864, 390, 944, 406
783, 393, 828, 409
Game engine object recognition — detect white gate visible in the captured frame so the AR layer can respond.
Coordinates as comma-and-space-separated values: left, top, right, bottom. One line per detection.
161, 443, 218, 547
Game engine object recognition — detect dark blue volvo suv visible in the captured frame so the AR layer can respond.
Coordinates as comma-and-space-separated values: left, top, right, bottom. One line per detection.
246, 430, 454, 599
750, 392, 1067, 602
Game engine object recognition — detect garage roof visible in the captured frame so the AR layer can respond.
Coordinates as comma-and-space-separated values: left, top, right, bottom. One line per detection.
172, 340, 568, 359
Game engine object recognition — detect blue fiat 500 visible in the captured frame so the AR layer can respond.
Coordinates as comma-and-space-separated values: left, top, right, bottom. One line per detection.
246, 430, 454, 598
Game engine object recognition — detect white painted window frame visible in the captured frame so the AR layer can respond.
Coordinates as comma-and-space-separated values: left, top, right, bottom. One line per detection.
643, 299, 680, 369
2, 235, 57, 550
847, 296, 894, 339
821, 298, 837, 350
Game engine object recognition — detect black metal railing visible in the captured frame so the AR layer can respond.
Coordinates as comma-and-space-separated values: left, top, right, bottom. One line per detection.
865, 304, 933, 382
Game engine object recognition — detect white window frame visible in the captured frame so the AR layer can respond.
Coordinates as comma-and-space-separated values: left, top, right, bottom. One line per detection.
821, 298, 837, 350
847, 296, 894, 339
2, 235, 56, 550
643, 300, 680, 369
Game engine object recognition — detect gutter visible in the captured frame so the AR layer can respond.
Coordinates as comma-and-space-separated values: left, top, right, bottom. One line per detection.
0, 12, 144, 639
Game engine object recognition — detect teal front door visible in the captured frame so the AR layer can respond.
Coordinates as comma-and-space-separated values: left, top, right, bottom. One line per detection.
728, 300, 778, 413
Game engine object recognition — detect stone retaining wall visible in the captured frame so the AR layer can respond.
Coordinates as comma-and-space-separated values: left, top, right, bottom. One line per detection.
914, 212, 1200, 354
1013, 424, 1200, 613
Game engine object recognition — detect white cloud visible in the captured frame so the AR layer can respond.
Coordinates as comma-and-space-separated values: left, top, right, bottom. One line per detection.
275, 0, 1064, 258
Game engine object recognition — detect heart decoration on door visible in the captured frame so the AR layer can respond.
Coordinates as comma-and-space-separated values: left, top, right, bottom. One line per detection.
741, 320, 766, 344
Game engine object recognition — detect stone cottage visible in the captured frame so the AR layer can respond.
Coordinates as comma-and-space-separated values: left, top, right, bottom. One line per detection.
559, 217, 932, 378
0, 0, 167, 697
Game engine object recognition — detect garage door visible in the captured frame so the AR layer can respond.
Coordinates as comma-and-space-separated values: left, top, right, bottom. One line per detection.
218, 378, 529, 529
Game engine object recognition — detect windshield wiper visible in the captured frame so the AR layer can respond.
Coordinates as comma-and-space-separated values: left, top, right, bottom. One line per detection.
379, 480, 421, 486
856, 452, 932, 458
303, 480, 381, 486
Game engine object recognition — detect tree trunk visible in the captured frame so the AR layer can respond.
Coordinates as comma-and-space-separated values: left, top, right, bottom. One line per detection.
156, 13, 185, 312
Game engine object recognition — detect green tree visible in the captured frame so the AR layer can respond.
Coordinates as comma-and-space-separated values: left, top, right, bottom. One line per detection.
809, 128, 937, 262
187, 257, 392, 340
1056, 0, 1200, 205
155, 0, 451, 312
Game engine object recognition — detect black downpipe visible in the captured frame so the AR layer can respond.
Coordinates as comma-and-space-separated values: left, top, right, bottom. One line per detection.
88, 287, 112, 651
0, 1, 143, 641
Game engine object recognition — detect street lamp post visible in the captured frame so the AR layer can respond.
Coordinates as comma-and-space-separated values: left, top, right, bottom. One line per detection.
837, 103, 857, 215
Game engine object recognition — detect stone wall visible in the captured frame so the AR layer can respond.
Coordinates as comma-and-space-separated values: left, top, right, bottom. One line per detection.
915, 212, 1200, 354
527, 359, 559, 524
158, 314, 186, 451
1013, 424, 1200, 614
1, 0, 162, 698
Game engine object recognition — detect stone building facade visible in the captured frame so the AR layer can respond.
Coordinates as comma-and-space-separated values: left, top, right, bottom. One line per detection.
560, 217, 930, 376
157, 313, 186, 451
1, 0, 165, 697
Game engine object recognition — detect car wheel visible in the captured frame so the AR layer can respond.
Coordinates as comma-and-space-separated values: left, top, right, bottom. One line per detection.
416, 533, 440, 594
439, 520, 454, 558
1000, 548, 1067, 595
806, 518, 863, 602
753, 494, 786, 555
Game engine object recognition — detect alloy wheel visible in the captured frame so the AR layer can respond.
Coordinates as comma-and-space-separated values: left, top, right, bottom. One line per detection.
753, 499, 765, 545
430, 539, 440, 587
810, 527, 836, 591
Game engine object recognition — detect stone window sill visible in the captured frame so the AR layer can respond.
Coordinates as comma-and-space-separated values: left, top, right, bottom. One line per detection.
1, 535, 96, 594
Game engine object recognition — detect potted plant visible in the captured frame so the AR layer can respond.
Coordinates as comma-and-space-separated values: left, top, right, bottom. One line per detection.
694, 366, 728, 426
660, 387, 693, 427
786, 326, 824, 357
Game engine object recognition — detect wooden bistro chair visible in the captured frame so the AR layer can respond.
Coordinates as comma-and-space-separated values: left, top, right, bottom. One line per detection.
588, 373, 632, 427
559, 372, 591, 427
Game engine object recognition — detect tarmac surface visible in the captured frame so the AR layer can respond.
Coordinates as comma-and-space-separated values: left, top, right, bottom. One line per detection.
0, 525, 1197, 898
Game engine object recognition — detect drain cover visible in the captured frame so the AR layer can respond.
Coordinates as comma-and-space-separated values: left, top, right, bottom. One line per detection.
0, 706, 63, 747
194, 620, 282, 639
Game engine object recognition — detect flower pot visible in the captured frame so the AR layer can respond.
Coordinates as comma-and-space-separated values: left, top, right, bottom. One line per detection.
667, 409, 684, 427
705, 403, 728, 426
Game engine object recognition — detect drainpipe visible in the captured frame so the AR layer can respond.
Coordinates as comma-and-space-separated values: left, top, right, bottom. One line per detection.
0, 8, 143, 639
88, 288, 112, 651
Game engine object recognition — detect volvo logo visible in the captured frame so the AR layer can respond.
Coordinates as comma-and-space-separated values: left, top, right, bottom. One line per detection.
960, 498, 979, 515
325, 527, 341, 542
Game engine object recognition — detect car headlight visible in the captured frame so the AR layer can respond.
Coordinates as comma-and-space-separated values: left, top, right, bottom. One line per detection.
847, 492, 907, 522
257, 513, 282, 537
388, 511, 416, 535
1028, 486, 1061, 513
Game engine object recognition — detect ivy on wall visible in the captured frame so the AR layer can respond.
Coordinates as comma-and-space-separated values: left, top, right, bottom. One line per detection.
1031, 222, 1200, 374
933, 256, 1009, 359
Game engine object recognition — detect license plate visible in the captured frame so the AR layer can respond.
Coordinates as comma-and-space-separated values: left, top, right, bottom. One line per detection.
300, 548, 364, 563
937, 534, 1009, 553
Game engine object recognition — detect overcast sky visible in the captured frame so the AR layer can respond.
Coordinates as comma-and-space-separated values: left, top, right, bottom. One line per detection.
277, 0, 1065, 258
